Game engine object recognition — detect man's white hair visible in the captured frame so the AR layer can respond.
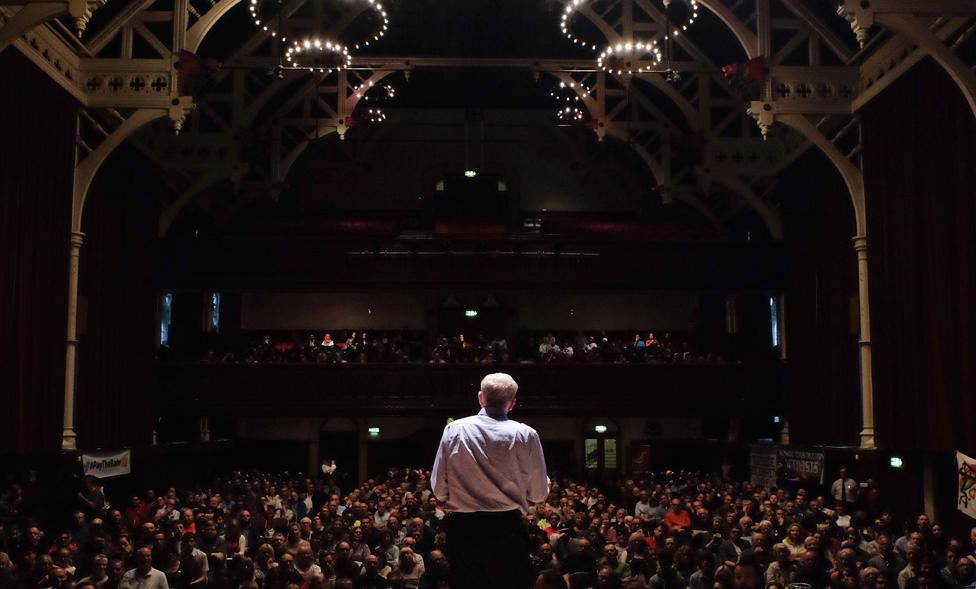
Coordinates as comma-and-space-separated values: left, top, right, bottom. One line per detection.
480, 373, 518, 409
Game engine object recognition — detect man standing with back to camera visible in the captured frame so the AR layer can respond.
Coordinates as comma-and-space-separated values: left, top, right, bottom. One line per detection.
431, 373, 550, 589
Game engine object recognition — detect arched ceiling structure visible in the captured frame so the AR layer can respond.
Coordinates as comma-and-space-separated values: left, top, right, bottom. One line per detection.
1, 0, 974, 239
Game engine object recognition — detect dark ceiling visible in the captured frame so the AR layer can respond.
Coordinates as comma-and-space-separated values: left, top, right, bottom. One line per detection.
196, 0, 780, 111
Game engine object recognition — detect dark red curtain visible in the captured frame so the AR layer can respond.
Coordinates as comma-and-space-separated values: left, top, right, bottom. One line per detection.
76, 146, 161, 450
781, 150, 861, 446
0, 50, 77, 455
862, 59, 976, 453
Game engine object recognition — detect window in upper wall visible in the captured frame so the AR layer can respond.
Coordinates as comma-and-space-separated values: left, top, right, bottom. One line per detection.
208, 292, 221, 333
769, 296, 779, 348
160, 293, 174, 346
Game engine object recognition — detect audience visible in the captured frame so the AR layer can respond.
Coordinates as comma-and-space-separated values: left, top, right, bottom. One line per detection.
1, 466, 964, 589
188, 329, 725, 365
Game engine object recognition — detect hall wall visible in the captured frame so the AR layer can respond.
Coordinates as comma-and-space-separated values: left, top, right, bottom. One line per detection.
0, 50, 76, 455
780, 149, 860, 446
77, 146, 162, 451
242, 292, 428, 330
234, 414, 704, 478
239, 290, 697, 332
861, 59, 976, 454
516, 291, 695, 331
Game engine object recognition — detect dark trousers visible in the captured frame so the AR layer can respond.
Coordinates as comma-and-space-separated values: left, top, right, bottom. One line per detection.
445, 510, 532, 589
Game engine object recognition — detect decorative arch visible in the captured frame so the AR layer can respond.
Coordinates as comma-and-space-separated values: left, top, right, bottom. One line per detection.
713, 172, 782, 240
184, 0, 240, 53
279, 119, 339, 180
877, 14, 976, 118
634, 74, 703, 131
775, 113, 865, 234
561, 1, 780, 238
672, 192, 730, 238
158, 162, 245, 236
694, 0, 759, 59
73, 109, 169, 232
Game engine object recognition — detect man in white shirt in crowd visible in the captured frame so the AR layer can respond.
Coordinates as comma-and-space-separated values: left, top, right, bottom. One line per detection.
635, 491, 654, 519
831, 466, 859, 508
374, 499, 394, 526
432, 373, 549, 589
77, 555, 110, 589
121, 547, 168, 589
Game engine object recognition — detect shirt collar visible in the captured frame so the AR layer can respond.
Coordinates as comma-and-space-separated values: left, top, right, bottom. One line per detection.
478, 407, 509, 421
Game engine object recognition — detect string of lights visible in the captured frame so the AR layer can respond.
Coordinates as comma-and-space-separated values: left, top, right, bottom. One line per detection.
559, 0, 600, 51
284, 38, 352, 72
596, 40, 664, 75
252, 0, 389, 72
558, 0, 700, 80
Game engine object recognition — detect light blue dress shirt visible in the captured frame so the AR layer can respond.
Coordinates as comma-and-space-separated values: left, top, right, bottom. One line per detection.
431, 407, 550, 514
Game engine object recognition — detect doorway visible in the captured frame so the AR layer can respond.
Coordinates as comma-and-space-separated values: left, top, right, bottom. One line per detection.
319, 431, 359, 492
583, 419, 621, 475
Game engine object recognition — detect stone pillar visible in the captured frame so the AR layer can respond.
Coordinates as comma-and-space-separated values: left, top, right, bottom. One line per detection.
853, 236, 875, 449
727, 416, 741, 443
199, 417, 211, 442
62, 231, 84, 450
574, 418, 585, 479
358, 428, 368, 485
308, 421, 320, 478
922, 454, 937, 520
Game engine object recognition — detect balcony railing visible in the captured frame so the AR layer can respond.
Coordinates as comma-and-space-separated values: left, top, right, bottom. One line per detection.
157, 362, 783, 415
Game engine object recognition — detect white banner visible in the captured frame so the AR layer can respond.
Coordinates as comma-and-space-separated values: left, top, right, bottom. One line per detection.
82, 449, 131, 479
957, 451, 976, 519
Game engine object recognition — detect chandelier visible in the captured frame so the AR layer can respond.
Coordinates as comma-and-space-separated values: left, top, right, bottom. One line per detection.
557, 105, 586, 122
559, 0, 599, 51
596, 41, 663, 75
349, 0, 390, 50
251, 0, 390, 72
550, 80, 591, 123
550, 80, 590, 105
285, 38, 351, 72
352, 73, 401, 124
248, 0, 280, 34
662, 0, 700, 39
365, 108, 387, 123
354, 81, 397, 102
558, 0, 700, 79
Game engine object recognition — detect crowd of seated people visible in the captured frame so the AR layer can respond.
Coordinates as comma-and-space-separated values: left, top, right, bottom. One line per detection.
428, 334, 511, 364
525, 332, 722, 364
1, 464, 973, 589
190, 330, 722, 366
204, 331, 427, 365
